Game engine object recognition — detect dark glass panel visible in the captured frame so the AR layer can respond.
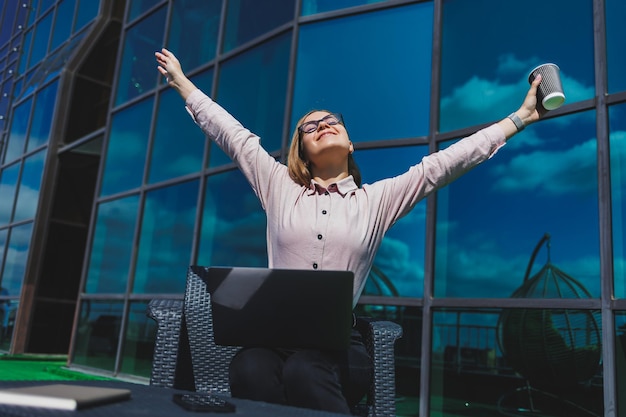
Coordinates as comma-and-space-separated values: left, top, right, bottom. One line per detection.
127, 0, 157, 22
293, 3, 432, 142
27, 79, 57, 151
27, 0, 40, 27
18, 29, 33, 74
51, 0, 76, 52
354, 145, 429, 298
301, 0, 387, 15
5, 97, 32, 163
435, 111, 599, 298
0, 229, 6, 282
610, 103, 626, 298
212, 32, 290, 166
0, 163, 20, 225
85, 196, 139, 294
0, 2, 18, 45
39, 0, 56, 15
616, 312, 626, 416
120, 301, 156, 378
440, 0, 594, 132
431, 308, 602, 417
133, 180, 199, 294
115, 6, 166, 106
167, 0, 221, 71
100, 98, 152, 197
1, 223, 33, 296
72, 300, 122, 372
148, 86, 205, 184
0, 299, 18, 351
222, 0, 294, 53
198, 169, 266, 267
13, 149, 46, 222
75, 0, 99, 31
606, 0, 626, 93
29, 10, 53, 69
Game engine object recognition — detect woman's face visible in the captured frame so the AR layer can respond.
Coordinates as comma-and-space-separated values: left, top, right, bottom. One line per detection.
298, 111, 353, 165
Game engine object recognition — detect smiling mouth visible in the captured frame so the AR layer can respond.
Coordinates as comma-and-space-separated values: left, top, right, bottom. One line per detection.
318, 131, 334, 139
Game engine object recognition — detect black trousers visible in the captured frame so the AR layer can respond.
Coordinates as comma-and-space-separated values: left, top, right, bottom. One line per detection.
228, 329, 373, 414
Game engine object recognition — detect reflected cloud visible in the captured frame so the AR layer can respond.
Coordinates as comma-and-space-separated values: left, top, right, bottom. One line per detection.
441, 54, 594, 131
438, 237, 601, 298
373, 237, 423, 297
490, 138, 597, 195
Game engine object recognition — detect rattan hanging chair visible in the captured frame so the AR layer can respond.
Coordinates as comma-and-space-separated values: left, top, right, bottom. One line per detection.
496, 233, 601, 416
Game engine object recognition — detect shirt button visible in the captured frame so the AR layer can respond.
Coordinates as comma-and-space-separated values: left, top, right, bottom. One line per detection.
317, 234, 323, 240
324, 191, 329, 195
313, 263, 318, 269
322, 210, 327, 215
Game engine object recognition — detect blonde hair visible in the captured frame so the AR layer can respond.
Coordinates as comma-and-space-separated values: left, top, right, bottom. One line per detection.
287, 109, 362, 188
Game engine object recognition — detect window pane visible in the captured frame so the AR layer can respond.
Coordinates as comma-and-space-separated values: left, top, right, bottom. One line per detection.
222, 0, 294, 53
0, 2, 19, 43
616, 312, 626, 415
293, 3, 432, 142
0, 164, 20, 225
120, 300, 156, 378
133, 180, 199, 294
198, 169, 266, 267
100, 98, 152, 197
354, 145, 429, 298
72, 300, 122, 372
0, 299, 18, 351
0, 230, 6, 282
51, 0, 76, 52
611, 103, 626, 298
115, 6, 166, 106
127, 0, 157, 22
18, 29, 33, 75
301, 0, 387, 15
431, 308, 602, 417
167, 0, 221, 71
435, 112, 599, 298
607, 0, 626, 93
148, 87, 204, 184
212, 32, 290, 166
1, 223, 34, 296
14, 150, 46, 222
27, 79, 58, 151
75, 0, 99, 32
28, 11, 53, 70
5, 97, 33, 163
440, 0, 594, 132
85, 196, 139, 294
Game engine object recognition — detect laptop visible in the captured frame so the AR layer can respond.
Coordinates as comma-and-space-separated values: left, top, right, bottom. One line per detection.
193, 266, 354, 351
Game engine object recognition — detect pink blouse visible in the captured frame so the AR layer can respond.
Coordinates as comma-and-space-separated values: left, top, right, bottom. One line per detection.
186, 89, 507, 306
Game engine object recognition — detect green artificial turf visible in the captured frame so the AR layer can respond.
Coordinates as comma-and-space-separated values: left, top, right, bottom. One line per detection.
0, 355, 111, 381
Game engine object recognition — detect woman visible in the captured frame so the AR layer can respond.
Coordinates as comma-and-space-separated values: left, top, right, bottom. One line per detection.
155, 48, 542, 414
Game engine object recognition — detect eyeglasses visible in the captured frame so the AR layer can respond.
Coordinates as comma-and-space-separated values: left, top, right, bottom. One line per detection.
298, 113, 344, 134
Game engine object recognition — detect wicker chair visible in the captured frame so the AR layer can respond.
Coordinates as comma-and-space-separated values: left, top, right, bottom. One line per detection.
147, 265, 403, 417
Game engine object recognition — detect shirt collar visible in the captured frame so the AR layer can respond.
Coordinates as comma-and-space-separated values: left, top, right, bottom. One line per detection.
307, 175, 358, 196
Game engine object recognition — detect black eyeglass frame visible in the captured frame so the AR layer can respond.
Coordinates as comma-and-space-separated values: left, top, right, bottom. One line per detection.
297, 113, 344, 134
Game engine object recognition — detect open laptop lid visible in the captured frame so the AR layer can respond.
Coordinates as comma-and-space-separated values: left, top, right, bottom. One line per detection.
193, 266, 354, 351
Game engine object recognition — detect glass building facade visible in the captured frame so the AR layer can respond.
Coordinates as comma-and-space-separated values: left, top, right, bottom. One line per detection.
0, 0, 624, 416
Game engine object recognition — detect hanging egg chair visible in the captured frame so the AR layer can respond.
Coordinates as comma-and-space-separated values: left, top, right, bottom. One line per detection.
496, 233, 601, 416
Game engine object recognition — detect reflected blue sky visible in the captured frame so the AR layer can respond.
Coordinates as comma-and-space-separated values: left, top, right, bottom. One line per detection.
293, 3, 432, 141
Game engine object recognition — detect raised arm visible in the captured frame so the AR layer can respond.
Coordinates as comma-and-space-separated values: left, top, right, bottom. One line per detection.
155, 48, 198, 101
498, 74, 543, 139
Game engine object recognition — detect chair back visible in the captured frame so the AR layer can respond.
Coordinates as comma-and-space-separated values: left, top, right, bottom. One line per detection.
183, 266, 239, 394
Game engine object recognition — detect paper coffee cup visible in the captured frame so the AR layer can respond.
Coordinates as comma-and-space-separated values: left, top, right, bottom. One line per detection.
528, 63, 565, 111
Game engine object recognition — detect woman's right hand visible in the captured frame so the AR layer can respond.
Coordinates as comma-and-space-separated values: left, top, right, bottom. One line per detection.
155, 48, 197, 100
